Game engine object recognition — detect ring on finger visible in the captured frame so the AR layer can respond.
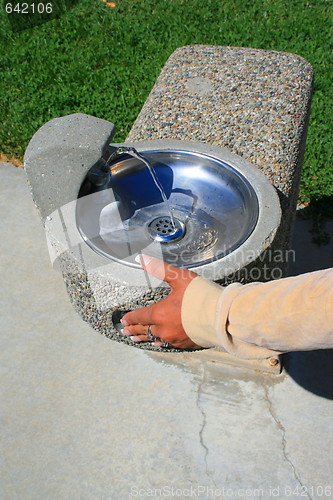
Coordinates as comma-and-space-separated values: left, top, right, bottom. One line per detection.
147, 324, 156, 342
147, 325, 169, 347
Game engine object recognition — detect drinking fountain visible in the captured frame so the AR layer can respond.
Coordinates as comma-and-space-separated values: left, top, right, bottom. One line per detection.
24, 113, 281, 372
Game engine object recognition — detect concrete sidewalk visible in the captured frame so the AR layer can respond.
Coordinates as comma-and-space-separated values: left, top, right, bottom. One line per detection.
1, 163, 333, 500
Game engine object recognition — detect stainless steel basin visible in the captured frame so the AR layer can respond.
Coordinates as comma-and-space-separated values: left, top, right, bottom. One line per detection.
76, 149, 259, 268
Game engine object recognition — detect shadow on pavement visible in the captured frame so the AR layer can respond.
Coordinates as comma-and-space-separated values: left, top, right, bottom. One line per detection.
283, 349, 333, 400
283, 213, 333, 398
288, 211, 333, 276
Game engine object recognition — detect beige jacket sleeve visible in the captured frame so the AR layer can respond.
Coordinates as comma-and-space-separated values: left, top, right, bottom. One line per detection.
181, 268, 333, 359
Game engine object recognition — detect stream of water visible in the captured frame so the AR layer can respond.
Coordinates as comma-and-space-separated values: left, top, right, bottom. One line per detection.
109, 146, 176, 230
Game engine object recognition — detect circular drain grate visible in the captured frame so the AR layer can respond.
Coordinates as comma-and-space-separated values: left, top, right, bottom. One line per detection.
147, 216, 186, 242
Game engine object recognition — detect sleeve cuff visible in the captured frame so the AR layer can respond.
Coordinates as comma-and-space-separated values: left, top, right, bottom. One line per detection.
181, 275, 281, 359
181, 276, 225, 348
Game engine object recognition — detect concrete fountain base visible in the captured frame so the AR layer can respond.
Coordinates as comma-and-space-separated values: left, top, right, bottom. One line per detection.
24, 113, 281, 372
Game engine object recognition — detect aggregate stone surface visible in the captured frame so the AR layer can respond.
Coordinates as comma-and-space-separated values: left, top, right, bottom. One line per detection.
1, 163, 333, 500
127, 45, 313, 201
127, 45, 314, 255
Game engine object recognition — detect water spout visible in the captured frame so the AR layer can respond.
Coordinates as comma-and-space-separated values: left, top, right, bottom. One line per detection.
101, 145, 176, 229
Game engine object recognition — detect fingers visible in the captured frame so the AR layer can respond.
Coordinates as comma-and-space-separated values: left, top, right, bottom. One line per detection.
121, 321, 200, 350
122, 302, 158, 328
121, 323, 166, 347
135, 254, 197, 286
121, 257, 200, 350
122, 324, 147, 336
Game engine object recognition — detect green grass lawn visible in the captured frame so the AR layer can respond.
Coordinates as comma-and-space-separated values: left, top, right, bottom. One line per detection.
0, 0, 332, 209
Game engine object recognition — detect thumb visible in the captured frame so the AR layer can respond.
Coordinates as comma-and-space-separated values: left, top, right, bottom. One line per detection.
135, 254, 197, 286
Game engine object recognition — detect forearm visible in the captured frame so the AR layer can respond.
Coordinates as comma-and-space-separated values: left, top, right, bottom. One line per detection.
181, 268, 333, 359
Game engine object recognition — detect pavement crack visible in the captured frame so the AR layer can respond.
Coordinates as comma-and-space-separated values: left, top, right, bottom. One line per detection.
196, 364, 217, 488
264, 385, 312, 500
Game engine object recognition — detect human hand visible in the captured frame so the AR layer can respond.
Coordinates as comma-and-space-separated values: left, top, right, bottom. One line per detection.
121, 255, 202, 349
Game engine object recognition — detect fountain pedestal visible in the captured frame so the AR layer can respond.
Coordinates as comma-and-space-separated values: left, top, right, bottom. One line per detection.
24, 46, 314, 375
